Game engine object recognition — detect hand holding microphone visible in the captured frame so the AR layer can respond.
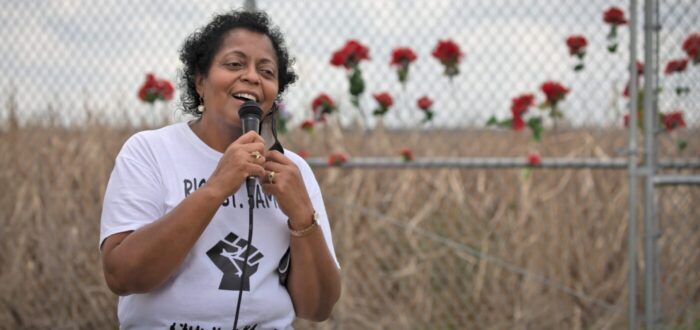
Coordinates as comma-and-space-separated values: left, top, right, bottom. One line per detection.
205, 101, 266, 200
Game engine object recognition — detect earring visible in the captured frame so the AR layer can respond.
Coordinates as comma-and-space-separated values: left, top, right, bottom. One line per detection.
197, 97, 205, 113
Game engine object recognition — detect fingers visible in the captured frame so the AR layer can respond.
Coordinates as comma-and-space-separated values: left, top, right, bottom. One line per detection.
264, 150, 292, 165
260, 159, 297, 188
235, 130, 265, 145
241, 143, 266, 165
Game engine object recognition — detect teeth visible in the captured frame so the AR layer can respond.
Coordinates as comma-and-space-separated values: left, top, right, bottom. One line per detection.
233, 93, 257, 102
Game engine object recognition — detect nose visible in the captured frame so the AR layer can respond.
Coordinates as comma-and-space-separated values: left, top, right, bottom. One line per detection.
240, 64, 260, 85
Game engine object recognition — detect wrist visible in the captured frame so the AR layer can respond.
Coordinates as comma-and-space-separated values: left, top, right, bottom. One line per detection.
198, 183, 228, 203
288, 210, 319, 237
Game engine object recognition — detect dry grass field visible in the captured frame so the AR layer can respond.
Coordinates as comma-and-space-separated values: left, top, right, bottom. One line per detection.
1, 114, 699, 329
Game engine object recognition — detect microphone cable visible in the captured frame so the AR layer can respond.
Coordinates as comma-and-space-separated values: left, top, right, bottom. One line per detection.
233, 183, 256, 330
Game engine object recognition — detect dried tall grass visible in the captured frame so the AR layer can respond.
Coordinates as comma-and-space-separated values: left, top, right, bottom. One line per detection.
1, 117, 698, 329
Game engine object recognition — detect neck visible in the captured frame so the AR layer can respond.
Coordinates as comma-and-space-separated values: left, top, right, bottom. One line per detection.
189, 118, 242, 153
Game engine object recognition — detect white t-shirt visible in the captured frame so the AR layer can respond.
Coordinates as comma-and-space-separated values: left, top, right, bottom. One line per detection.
100, 122, 338, 330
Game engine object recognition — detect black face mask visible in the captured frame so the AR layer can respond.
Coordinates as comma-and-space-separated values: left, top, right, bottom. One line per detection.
260, 103, 284, 154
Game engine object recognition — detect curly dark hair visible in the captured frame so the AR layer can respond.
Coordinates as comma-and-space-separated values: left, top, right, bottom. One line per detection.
178, 10, 298, 117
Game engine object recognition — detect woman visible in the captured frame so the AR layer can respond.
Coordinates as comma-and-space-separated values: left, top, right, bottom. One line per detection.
100, 10, 341, 329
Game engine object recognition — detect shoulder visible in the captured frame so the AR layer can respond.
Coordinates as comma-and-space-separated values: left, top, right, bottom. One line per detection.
119, 123, 187, 161
122, 123, 186, 151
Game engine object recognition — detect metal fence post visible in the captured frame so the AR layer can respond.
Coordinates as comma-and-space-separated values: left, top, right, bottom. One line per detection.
642, 0, 659, 328
627, 0, 639, 328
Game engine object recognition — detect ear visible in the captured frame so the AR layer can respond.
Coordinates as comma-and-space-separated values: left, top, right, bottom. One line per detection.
195, 73, 204, 98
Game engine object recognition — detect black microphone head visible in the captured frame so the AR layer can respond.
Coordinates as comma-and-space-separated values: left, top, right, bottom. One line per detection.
238, 100, 262, 120
239, 100, 263, 134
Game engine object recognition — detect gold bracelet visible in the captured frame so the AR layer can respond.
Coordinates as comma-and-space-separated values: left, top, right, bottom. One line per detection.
288, 211, 319, 237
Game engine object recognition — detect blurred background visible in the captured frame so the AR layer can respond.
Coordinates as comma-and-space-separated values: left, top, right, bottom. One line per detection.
1, 0, 699, 329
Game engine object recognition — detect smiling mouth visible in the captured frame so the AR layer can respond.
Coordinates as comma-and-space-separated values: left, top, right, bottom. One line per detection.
232, 93, 258, 103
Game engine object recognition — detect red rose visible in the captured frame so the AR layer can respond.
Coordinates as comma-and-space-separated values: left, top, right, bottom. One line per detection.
400, 148, 414, 162
432, 39, 463, 78
138, 73, 174, 103
603, 7, 628, 25
540, 81, 569, 104
512, 115, 526, 131
432, 39, 463, 63
682, 33, 700, 63
372, 92, 393, 116
391, 47, 418, 84
664, 58, 688, 75
510, 94, 534, 131
636, 61, 644, 75
327, 152, 349, 166
138, 74, 158, 102
157, 80, 175, 101
330, 51, 346, 67
330, 40, 370, 69
373, 92, 393, 108
623, 114, 630, 127
511, 94, 535, 117
566, 35, 588, 56
300, 119, 315, 132
417, 96, 433, 111
311, 93, 336, 121
661, 111, 685, 131
390, 47, 417, 66
527, 152, 541, 166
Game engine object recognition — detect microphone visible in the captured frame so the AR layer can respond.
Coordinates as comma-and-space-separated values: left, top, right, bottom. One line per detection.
238, 100, 263, 198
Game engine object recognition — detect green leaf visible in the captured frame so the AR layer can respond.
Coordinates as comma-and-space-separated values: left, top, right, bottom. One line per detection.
607, 44, 618, 53
486, 116, 498, 126
373, 107, 387, 116
574, 63, 585, 71
349, 68, 365, 96
398, 67, 409, 83
677, 139, 688, 152
527, 118, 543, 142
498, 118, 513, 129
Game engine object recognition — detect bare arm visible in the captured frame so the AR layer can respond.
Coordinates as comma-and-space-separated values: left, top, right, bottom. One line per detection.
101, 131, 267, 295
261, 151, 341, 321
101, 185, 225, 295
286, 210, 342, 321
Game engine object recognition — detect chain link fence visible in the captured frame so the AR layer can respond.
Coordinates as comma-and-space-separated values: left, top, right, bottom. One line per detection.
3, 0, 697, 132
654, 183, 700, 328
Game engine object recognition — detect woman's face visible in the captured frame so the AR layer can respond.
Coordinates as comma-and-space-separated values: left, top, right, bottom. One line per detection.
196, 28, 279, 127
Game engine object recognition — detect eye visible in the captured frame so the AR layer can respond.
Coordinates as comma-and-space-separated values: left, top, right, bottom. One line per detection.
225, 62, 243, 69
259, 67, 276, 78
